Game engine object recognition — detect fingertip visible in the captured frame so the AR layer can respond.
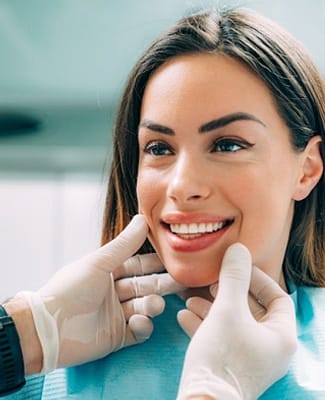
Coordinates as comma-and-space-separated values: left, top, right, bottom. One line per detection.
129, 314, 153, 342
176, 309, 187, 324
151, 294, 166, 315
143, 294, 165, 317
116, 214, 149, 253
177, 309, 191, 331
128, 214, 148, 233
224, 242, 251, 262
185, 296, 212, 320
221, 242, 252, 275
209, 283, 218, 298
185, 296, 202, 309
177, 309, 200, 338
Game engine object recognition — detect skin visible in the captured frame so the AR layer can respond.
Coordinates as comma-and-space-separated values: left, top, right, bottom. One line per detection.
136, 53, 321, 289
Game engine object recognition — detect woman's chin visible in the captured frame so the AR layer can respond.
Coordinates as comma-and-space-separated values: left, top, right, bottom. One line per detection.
167, 267, 219, 288
154, 247, 221, 287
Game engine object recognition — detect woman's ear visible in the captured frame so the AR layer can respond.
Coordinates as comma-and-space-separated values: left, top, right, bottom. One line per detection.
293, 135, 323, 201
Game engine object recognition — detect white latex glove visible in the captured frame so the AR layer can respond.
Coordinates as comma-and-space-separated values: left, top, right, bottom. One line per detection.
178, 285, 266, 338
177, 243, 297, 400
15, 215, 183, 374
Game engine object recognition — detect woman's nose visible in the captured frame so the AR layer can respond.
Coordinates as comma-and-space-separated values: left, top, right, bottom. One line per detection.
166, 155, 211, 203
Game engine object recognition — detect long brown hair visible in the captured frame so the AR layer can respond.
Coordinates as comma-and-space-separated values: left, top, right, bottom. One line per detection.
102, 8, 325, 286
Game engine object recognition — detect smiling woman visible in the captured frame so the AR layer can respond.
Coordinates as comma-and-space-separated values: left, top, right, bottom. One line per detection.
97, 6, 325, 399
103, 10, 325, 290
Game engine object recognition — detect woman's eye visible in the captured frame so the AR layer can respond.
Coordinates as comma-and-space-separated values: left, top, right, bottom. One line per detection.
212, 138, 251, 153
144, 141, 173, 156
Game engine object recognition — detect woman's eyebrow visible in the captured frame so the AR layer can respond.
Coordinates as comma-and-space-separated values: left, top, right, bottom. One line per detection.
138, 119, 174, 135
199, 112, 266, 132
139, 112, 266, 136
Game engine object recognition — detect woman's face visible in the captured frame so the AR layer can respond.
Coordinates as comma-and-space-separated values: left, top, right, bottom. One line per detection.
136, 53, 306, 288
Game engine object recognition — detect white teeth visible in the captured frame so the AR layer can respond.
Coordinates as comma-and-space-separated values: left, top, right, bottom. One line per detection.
198, 223, 206, 233
170, 221, 228, 235
179, 224, 189, 234
189, 223, 197, 234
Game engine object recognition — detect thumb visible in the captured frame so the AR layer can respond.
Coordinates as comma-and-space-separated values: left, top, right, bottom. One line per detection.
89, 214, 149, 272
217, 243, 252, 305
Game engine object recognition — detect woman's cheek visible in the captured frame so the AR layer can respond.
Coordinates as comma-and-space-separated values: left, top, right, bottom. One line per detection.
137, 169, 162, 215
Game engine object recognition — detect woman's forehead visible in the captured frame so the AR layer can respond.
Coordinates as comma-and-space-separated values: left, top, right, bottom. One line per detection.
141, 53, 280, 129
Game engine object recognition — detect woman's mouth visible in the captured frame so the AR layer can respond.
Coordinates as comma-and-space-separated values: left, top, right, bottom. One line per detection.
161, 219, 234, 252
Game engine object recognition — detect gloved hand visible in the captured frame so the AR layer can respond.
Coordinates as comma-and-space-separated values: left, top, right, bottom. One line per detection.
177, 243, 297, 400
15, 215, 183, 374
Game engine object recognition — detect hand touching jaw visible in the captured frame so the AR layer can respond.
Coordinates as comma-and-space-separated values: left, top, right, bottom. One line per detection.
176, 243, 297, 400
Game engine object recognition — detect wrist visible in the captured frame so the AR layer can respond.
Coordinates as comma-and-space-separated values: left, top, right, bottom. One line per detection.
177, 366, 242, 400
3, 297, 42, 375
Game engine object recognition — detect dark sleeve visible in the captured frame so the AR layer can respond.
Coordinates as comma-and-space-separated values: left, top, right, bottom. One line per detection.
0, 305, 25, 397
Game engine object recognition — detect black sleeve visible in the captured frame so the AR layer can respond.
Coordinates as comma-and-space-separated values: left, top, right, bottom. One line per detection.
0, 305, 26, 397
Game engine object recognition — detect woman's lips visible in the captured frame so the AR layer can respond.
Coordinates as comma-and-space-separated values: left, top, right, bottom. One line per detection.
162, 220, 233, 252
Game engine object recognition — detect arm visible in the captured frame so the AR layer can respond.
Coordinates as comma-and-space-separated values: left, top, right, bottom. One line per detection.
0, 215, 183, 396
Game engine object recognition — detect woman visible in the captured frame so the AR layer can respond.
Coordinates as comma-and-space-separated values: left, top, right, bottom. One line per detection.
103, 8, 325, 289
100, 6, 325, 399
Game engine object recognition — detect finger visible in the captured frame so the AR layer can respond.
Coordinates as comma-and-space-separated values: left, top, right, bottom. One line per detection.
122, 294, 165, 321
113, 253, 165, 280
250, 266, 289, 309
247, 292, 266, 321
250, 266, 296, 326
89, 215, 148, 273
264, 295, 296, 333
125, 315, 154, 346
217, 242, 252, 306
116, 273, 185, 301
177, 309, 202, 337
185, 297, 212, 320
209, 283, 219, 298
211, 280, 266, 320
177, 287, 213, 302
